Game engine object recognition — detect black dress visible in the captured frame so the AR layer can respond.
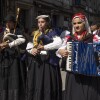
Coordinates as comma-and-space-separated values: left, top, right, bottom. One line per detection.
65, 72, 100, 100
27, 30, 62, 100
65, 34, 100, 100
0, 48, 26, 100
0, 29, 27, 100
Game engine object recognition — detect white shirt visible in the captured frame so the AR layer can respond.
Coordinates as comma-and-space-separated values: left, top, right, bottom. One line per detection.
26, 42, 34, 54
8, 34, 26, 48
44, 36, 62, 50
93, 30, 98, 35
27, 36, 62, 54
56, 38, 67, 58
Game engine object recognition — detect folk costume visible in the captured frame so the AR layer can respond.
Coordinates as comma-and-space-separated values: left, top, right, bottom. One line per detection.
27, 15, 62, 100
57, 13, 100, 100
0, 14, 26, 100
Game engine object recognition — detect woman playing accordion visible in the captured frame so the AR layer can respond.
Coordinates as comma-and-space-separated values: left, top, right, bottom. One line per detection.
56, 13, 100, 100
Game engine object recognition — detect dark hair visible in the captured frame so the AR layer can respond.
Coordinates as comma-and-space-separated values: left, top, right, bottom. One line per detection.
43, 17, 50, 23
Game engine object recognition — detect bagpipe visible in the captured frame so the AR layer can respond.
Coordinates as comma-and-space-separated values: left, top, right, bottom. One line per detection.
36, 30, 53, 55
0, 8, 21, 51
65, 41, 100, 77
33, 30, 54, 63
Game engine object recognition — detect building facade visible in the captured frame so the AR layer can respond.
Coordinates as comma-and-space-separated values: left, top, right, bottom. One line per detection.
72, 0, 100, 24
0, 0, 100, 31
0, 0, 7, 23
33, 0, 73, 29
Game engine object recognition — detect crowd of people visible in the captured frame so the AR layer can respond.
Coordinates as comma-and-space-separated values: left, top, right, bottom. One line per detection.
0, 12, 100, 100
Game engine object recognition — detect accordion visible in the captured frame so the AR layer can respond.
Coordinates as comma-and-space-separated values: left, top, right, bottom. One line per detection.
66, 42, 100, 76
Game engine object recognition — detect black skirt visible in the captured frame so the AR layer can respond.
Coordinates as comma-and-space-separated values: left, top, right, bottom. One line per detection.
0, 49, 26, 100
65, 72, 100, 100
27, 54, 62, 100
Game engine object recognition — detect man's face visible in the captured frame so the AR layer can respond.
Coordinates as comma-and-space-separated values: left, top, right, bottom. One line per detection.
6, 21, 15, 29
72, 18, 85, 34
90, 25, 97, 32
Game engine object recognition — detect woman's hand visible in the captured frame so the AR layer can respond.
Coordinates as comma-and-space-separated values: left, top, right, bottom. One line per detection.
0, 42, 9, 50
37, 44, 44, 51
31, 48, 40, 56
58, 49, 69, 58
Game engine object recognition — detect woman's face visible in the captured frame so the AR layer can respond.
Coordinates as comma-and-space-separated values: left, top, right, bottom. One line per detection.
38, 18, 48, 31
72, 17, 85, 33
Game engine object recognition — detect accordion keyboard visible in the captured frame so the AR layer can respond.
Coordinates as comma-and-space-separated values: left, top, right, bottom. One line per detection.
66, 42, 72, 71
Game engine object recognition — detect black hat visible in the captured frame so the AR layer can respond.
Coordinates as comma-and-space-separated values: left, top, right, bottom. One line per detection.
91, 21, 98, 26
4, 14, 16, 22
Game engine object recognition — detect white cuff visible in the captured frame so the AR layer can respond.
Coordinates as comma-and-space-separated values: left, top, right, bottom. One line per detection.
8, 38, 25, 48
56, 45, 67, 58
27, 49, 33, 54
56, 50, 62, 58
44, 36, 62, 50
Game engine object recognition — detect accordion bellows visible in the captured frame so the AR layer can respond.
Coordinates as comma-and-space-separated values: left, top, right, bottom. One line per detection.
66, 42, 100, 77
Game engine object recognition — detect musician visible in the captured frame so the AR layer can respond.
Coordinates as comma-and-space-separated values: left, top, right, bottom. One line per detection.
91, 21, 99, 34
90, 21, 100, 42
58, 29, 71, 100
56, 13, 100, 100
27, 15, 62, 100
59, 29, 70, 69
0, 14, 26, 100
